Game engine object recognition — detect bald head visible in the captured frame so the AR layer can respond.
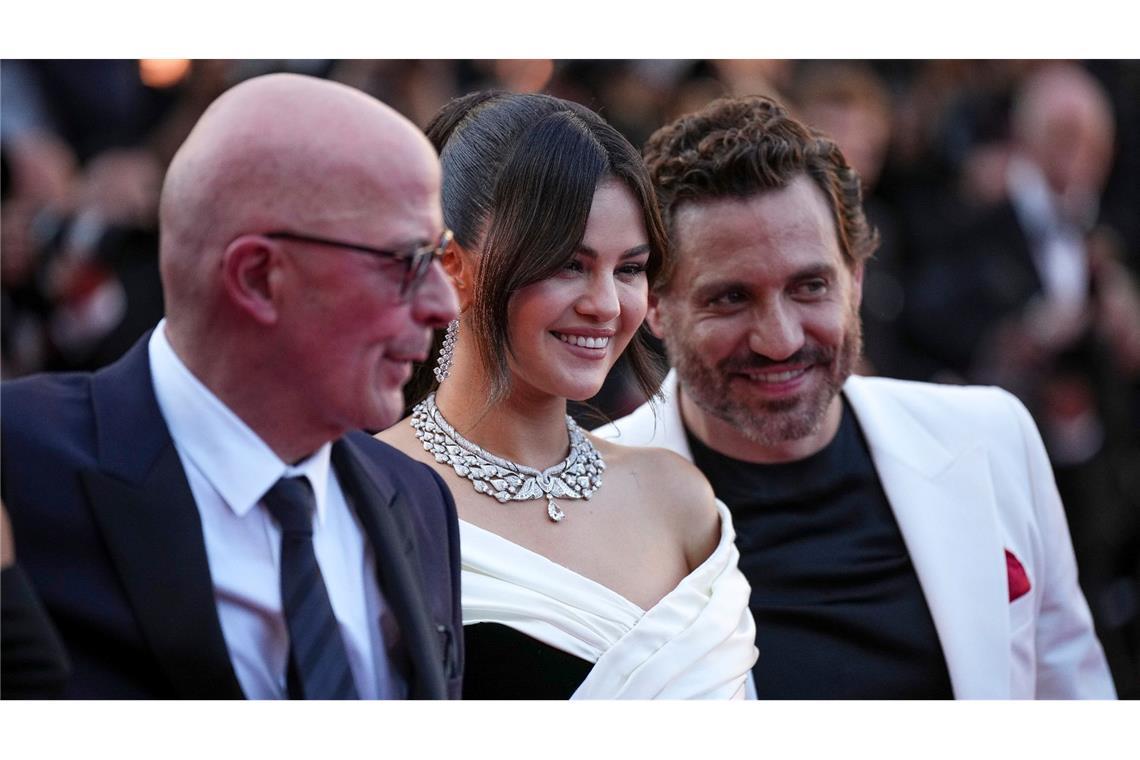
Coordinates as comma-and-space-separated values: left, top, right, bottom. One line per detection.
1012, 64, 1115, 203
159, 73, 440, 328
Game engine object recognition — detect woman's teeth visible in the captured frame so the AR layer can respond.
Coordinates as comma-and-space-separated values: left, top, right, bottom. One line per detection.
555, 332, 610, 349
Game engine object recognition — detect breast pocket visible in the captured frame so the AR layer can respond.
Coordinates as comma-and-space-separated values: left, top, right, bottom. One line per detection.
1009, 588, 1035, 635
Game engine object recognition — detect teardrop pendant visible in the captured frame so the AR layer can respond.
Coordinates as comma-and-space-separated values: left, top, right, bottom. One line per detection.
546, 497, 565, 522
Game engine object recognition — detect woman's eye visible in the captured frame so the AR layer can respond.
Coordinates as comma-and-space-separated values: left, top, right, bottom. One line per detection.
618, 263, 647, 277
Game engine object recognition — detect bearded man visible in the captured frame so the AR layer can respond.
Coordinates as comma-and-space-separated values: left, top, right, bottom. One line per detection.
598, 95, 1114, 699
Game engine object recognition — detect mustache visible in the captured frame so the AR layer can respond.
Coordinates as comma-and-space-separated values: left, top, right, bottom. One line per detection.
719, 345, 836, 372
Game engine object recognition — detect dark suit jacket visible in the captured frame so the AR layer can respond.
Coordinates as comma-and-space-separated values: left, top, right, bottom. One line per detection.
1, 335, 463, 699
1, 563, 71, 699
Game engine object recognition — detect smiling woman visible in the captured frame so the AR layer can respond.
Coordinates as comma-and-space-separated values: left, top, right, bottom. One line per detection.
376, 91, 757, 699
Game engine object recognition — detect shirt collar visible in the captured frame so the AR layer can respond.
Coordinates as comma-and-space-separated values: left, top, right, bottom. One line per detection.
148, 320, 332, 524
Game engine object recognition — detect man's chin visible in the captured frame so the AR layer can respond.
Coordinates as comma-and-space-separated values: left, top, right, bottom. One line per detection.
716, 384, 839, 446
738, 394, 802, 414
740, 411, 825, 446
362, 393, 404, 434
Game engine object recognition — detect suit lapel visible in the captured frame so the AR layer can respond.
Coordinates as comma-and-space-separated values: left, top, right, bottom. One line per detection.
83, 338, 243, 699
845, 378, 1010, 698
332, 437, 447, 699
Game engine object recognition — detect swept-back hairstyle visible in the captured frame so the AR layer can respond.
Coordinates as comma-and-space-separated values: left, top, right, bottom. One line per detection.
643, 95, 878, 291
418, 90, 669, 405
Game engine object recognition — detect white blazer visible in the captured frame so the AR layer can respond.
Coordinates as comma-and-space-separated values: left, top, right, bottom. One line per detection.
595, 371, 1115, 699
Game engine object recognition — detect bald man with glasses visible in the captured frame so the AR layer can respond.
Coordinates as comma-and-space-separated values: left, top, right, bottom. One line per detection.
1, 74, 463, 699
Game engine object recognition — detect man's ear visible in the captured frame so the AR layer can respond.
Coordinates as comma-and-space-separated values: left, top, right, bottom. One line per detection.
442, 238, 477, 312
221, 236, 278, 325
645, 290, 667, 339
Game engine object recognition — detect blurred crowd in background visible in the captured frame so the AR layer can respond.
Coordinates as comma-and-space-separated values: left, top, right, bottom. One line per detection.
2, 59, 1137, 696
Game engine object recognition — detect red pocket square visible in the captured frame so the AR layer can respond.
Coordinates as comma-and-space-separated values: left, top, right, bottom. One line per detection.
1006, 549, 1031, 602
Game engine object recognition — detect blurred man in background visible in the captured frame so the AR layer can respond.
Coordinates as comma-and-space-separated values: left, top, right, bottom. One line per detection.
906, 63, 1140, 694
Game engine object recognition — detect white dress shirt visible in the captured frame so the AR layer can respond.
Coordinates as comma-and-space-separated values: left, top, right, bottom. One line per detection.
148, 320, 401, 699
1006, 155, 1090, 312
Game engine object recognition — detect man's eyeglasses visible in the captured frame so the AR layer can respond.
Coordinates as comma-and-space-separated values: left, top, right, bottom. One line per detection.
265, 228, 453, 296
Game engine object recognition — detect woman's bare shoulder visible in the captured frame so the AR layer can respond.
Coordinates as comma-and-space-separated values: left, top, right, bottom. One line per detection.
593, 434, 707, 486
591, 435, 718, 534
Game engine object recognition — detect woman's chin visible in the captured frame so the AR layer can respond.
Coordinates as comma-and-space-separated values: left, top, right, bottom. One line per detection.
510, 365, 611, 404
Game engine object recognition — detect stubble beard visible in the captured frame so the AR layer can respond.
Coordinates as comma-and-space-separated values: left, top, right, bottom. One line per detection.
663, 307, 863, 448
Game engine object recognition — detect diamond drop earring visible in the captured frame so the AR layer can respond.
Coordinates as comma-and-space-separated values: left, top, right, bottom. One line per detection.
433, 319, 459, 384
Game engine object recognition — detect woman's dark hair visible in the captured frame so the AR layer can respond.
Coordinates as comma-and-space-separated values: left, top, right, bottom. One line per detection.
413, 90, 670, 407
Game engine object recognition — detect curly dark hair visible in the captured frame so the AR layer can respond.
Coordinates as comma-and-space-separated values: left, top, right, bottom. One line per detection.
643, 95, 878, 290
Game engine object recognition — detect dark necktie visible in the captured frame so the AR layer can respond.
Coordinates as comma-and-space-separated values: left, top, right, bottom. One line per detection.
262, 476, 359, 699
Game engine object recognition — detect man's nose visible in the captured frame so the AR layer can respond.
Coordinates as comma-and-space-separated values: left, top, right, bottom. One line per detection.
409, 260, 459, 329
747, 302, 804, 361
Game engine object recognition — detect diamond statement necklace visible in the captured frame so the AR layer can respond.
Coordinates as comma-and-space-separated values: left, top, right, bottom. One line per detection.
410, 393, 605, 522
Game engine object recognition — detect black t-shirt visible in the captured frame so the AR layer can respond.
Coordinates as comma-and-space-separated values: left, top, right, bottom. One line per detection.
687, 396, 955, 699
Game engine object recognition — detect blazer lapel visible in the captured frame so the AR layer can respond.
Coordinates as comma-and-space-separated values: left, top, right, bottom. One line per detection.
845, 378, 1010, 698
82, 338, 243, 699
660, 370, 696, 460
332, 437, 447, 699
